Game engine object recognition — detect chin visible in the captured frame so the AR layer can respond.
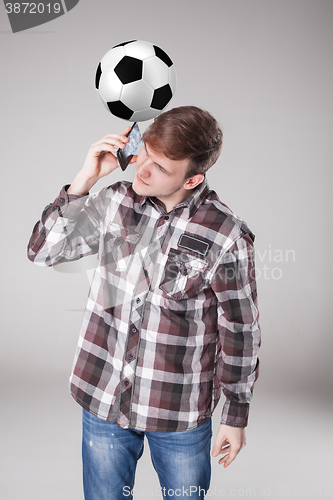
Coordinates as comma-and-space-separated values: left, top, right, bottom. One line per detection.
132, 179, 148, 195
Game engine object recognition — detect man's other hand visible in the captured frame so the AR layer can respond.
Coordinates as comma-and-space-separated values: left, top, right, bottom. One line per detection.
211, 424, 246, 468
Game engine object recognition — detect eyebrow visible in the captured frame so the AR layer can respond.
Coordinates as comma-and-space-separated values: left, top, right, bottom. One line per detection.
144, 144, 173, 175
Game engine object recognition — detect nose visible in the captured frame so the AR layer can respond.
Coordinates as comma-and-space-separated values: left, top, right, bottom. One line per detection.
137, 156, 153, 178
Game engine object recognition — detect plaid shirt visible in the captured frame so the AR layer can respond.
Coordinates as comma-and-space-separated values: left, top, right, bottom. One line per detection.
27, 176, 261, 432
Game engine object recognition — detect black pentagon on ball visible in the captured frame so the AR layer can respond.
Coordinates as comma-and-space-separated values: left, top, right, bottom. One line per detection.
95, 62, 102, 89
151, 84, 173, 110
153, 45, 173, 67
113, 40, 137, 48
115, 56, 143, 85
107, 101, 134, 120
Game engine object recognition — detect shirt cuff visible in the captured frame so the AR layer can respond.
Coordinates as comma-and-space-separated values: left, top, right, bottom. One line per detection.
52, 185, 89, 219
64, 184, 89, 199
220, 400, 249, 427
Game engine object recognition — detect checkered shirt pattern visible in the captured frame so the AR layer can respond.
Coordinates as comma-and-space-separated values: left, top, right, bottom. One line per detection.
27, 176, 261, 432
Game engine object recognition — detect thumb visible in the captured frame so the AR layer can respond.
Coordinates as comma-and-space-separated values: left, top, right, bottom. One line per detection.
212, 433, 227, 457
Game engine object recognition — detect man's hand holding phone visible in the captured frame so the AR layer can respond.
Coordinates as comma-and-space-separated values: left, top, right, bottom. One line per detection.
68, 126, 139, 196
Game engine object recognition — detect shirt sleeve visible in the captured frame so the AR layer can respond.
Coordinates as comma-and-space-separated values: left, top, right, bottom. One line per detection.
211, 230, 261, 427
27, 184, 107, 266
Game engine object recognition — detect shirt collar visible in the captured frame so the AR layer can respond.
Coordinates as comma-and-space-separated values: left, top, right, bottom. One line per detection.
138, 174, 209, 218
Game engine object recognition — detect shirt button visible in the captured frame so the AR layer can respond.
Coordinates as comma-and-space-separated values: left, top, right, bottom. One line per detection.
124, 381, 129, 387
132, 327, 137, 333
115, 237, 123, 246
180, 267, 188, 275
59, 197, 65, 203
128, 354, 133, 361
144, 269, 148, 276
56, 205, 61, 212
164, 215, 169, 220
136, 298, 141, 303
42, 228, 46, 234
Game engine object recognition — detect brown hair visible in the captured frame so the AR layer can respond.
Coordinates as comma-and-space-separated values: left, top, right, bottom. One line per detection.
142, 106, 223, 179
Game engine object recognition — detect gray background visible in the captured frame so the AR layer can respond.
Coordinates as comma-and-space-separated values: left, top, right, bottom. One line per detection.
1, 0, 332, 499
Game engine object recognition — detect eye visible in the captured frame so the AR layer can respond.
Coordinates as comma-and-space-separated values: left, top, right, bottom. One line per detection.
154, 163, 165, 173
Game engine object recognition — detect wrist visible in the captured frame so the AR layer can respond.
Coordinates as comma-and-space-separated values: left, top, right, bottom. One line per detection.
67, 172, 97, 196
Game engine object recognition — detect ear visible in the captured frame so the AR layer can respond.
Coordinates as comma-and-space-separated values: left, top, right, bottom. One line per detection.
129, 155, 138, 164
184, 174, 204, 190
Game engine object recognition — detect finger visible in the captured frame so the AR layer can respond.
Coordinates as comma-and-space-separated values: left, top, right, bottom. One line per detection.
219, 440, 244, 468
211, 432, 226, 457
103, 128, 131, 139
212, 438, 229, 457
120, 125, 132, 135
221, 444, 231, 451
217, 444, 231, 457
91, 140, 126, 154
105, 129, 131, 144
219, 448, 237, 467
93, 134, 129, 149
218, 455, 229, 467
106, 137, 129, 148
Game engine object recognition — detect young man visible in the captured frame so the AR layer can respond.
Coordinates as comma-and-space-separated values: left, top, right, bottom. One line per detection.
28, 106, 261, 500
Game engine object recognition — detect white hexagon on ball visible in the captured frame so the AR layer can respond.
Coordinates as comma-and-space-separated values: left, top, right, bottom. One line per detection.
143, 57, 170, 90
131, 107, 161, 123
100, 46, 125, 72
123, 40, 155, 60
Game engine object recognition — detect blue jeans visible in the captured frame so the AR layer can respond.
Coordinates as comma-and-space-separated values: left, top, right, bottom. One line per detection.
82, 408, 212, 500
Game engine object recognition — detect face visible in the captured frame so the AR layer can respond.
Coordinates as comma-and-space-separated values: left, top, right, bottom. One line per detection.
132, 143, 203, 213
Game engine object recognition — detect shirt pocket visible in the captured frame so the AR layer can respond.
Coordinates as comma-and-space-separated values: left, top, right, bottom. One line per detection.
159, 248, 209, 300
104, 223, 141, 271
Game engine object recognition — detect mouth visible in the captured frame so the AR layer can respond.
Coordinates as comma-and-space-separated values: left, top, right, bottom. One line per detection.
137, 174, 149, 186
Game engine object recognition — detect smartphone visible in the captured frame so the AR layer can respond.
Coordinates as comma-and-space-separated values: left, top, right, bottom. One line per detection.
117, 122, 141, 171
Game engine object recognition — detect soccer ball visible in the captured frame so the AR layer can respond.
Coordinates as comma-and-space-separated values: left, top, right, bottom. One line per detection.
95, 40, 176, 122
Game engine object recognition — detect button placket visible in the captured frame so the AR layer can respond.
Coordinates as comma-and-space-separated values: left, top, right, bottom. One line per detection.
119, 320, 142, 425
